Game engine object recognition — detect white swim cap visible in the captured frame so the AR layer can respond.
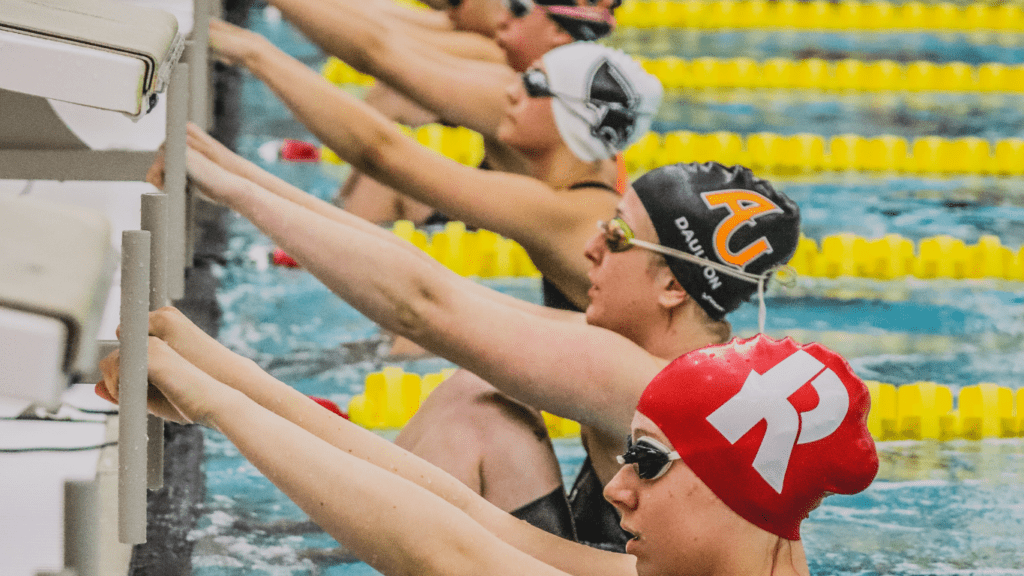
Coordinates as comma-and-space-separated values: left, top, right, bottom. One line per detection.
540, 42, 662, 162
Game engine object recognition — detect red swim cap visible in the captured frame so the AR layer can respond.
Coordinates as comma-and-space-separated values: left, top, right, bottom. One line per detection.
637, 334, 878, 540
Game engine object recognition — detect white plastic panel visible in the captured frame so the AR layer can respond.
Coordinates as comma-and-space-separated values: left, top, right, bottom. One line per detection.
0, 414, 109, 576
0, 29, 147, 115
0, 307, 67, 406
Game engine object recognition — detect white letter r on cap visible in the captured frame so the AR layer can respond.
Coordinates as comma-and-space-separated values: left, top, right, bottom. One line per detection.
705, 350, 850, 493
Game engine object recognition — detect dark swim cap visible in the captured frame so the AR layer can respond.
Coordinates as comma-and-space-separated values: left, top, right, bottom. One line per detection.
633, 162, 800, 320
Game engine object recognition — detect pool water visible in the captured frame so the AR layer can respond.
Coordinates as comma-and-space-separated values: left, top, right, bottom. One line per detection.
189, 6, 1024, 575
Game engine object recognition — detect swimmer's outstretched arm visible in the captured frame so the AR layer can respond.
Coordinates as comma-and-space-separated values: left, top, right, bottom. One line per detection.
211, 18, 511, 142
272, 0, 499, 59
96, 339, 635, 576
145, 125, 426, 265
168, 131, 577, 320
206, 28, 613, 304
185, 148, 662, 437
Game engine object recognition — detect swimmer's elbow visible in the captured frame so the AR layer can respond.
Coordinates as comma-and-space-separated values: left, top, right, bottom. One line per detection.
401, 532, 496, 576
388, 279, 452, 345
355, 130, 406, 183
347, 24, 398, 79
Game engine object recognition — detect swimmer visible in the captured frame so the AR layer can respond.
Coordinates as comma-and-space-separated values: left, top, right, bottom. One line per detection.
96, 328, 878, 576
211, 0, 622, 224
174, 41, 660, 312
149, 150, 802, 549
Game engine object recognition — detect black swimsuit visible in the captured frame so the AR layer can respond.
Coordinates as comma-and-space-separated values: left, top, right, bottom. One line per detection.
568, 457, 631, 551
541, 180, 620, 312
512, 180, 630, 552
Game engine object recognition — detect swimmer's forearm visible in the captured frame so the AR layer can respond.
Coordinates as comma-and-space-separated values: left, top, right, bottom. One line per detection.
220, 148, 443, 264
235, 41, 530, 240
199, 344, 624, 576
266, 0, 403, 75
209, 164, 470, 343
187, 144, 575, 323
265, 0, 509, 136
240, 43, 402, 175
212, 395, 567, 576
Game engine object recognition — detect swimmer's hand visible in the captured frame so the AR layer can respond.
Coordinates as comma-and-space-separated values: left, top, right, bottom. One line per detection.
95, 337, 239, 428
145, 143, 168, 190
208, 18, 267, 68
144, 140, 223, 206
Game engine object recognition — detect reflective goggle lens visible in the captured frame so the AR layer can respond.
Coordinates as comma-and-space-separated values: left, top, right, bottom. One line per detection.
616, 435, 680, 480
599, 218, 634, 253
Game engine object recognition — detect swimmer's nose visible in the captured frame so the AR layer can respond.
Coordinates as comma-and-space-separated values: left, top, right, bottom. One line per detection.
603, 465, 638, 512
506, 77, 523, 105
495, 5, 514, 31
584, 227, 605, 265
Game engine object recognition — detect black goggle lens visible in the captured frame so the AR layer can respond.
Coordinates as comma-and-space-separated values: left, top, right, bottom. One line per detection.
522, 69, 555, 98
507, 0, 532, 18
620, 435, 675, 480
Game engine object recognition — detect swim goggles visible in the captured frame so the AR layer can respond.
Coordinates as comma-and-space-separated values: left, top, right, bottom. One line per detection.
504, 0, 541, 18
504, 0, 622, 19
522, 68, 559, 98
616, 435, 680, 480
598, 217, 796, 333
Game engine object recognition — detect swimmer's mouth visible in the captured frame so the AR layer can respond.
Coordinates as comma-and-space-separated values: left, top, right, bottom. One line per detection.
622, 526, 638, 541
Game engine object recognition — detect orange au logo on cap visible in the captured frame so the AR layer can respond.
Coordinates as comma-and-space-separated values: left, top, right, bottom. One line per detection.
705, 349, 850, 493
701, 190, 784, 270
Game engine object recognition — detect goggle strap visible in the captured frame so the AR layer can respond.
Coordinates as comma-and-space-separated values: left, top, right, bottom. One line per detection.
623, 236, 797, 334
627, 238, 767, 284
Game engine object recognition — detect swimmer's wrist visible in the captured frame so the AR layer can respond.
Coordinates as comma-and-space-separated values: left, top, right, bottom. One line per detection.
241, 35, 278, 74
200, 386, 250, 431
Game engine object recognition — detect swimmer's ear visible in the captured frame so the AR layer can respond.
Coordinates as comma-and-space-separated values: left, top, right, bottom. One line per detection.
657, 271, 688, 309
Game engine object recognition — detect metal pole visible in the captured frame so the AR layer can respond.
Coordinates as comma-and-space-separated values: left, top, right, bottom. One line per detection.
118, 231, 150, 545
140, 193, 168, 490
188, 0, 212, 130
141, 193, 169, 310
164, 63, 190, 301
64, 480, 99, 576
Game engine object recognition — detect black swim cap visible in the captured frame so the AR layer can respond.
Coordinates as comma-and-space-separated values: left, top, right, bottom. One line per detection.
633, 162, 800, 320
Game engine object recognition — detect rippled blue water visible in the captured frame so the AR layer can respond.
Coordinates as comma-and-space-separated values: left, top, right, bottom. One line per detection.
190, 6, 1024, 575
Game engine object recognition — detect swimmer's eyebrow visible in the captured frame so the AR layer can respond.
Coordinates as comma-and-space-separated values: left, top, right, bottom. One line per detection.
631, 427, 660, 440
614, 208, 624, 219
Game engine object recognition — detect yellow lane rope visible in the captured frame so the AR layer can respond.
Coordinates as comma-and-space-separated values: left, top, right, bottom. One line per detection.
349, 366, 1024, 441
614, 0, 1024, 32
